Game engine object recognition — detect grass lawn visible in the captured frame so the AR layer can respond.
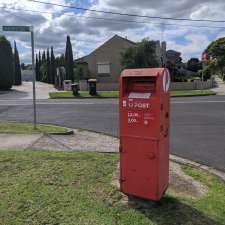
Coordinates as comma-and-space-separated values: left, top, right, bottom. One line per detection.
49, 91, 119, 98
0, 121, 67, 134
49, 89, 215, 98
0, 150, 224, 225
172, 89, 215, 97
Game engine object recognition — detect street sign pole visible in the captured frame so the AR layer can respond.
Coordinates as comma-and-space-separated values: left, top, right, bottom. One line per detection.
31, 29, 37, 129
1, 25, 37, 128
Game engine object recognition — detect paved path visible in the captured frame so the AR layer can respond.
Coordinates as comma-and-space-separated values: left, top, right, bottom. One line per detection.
0, 82, 57, 99
0, 130, 118, 152
0, 96, 224, 171
212, 76, 225, 95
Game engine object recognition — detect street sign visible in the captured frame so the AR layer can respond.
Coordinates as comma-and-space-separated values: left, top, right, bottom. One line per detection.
2, 26, 32, 32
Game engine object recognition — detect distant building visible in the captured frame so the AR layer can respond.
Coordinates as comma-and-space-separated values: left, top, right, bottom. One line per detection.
75, 35, 136, 83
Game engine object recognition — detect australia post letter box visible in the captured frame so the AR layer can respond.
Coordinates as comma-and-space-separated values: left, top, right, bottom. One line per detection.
119, 68, 171, 201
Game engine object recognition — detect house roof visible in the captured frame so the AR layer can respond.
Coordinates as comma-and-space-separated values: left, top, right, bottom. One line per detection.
75, 35, 136, 63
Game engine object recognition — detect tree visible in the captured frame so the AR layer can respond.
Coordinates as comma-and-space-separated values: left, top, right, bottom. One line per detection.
121, 39, 160, 69
55, 54, 65, 67
21, 63, 25, 70
50, 46, 56, 84
65, 35, 74, 81
35, 54, 40, 81
166, 50, 183, 82
42, 51, 46, 64
13, 41, 22, 85
46, 48, 51, 83
0, 36, 14, 90
38, 51, 42, 66
187, 58, 202, 72
206, 37, 225, 80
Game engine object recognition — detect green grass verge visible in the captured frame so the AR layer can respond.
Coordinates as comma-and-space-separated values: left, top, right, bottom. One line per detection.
49, 91, 119, 98
0, 121, 67, 134
49, 89, 215, 98
0, 150, 224, 225
172, 89, 215, 97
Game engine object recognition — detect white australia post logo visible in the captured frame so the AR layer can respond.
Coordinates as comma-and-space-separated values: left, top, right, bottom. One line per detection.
163, 69, 171, 93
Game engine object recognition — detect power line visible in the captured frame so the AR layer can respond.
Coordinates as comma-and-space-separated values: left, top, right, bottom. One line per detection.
27, 0, 225, 23
1, 6, 225, 30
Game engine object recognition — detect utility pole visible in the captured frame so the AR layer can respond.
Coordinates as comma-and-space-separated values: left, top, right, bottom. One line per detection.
31, 28, 37, 128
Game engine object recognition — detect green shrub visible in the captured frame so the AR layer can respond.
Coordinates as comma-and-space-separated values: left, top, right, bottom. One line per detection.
0, 36, 14, 90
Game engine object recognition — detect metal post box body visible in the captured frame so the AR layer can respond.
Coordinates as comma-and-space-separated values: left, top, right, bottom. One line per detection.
119, 68, 170, 201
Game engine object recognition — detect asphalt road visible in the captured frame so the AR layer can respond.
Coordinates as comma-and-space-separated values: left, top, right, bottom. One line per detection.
0, 95, 225, 172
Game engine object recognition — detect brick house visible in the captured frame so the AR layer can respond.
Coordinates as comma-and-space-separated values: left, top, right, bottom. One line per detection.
75, 35, 136, 84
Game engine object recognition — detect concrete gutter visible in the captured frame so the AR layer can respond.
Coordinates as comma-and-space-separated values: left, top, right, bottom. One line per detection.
170, 155, 225, 182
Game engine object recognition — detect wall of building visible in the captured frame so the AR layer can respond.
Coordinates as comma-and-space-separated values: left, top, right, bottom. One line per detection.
79, 80, 119, 91
82, 36, 135, 83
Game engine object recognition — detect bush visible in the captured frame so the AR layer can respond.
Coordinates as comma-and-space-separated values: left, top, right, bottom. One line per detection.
202, 67, 211, 81
0, 36, 14, 90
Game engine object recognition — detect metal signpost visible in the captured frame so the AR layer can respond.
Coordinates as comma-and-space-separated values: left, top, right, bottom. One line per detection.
1, 25, 37, 128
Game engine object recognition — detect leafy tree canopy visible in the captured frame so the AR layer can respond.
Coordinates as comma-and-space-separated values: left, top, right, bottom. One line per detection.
187, 58, 202, 72
206, 37, 225, 78
121, 38, 161, 69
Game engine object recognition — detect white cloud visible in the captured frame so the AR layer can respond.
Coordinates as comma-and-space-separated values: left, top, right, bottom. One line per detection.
167, 34, 210, 60
0, 0, 225, 62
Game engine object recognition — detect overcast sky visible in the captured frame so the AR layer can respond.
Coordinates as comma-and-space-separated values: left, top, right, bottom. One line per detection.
0, 0, 225, 63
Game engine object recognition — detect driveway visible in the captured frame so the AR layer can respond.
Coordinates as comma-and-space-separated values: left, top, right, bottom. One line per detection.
213, 75, 225, 95
0, 82, 57, 100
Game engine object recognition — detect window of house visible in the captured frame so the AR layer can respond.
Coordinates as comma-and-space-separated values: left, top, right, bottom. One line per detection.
97, 62, 110, 75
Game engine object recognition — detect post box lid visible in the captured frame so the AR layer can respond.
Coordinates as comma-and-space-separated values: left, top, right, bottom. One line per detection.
121, 68, 166, 77
88, 79, 97, 82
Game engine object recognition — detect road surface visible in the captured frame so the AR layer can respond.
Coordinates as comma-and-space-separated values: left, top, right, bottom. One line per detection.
0, 95, 224, 172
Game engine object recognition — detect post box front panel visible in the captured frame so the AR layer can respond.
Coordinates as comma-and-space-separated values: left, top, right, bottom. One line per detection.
120, 97, 160, 138
120, 77, 161, 139
120, 138, 159, 200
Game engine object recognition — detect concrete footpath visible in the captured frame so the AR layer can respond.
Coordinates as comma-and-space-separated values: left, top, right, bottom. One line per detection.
213, 75, 225, 95
0, 129, 118, 152
0, 81, 57, 100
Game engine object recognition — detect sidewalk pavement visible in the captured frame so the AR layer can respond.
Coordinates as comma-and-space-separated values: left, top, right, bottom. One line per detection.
0, 129, 119, 152
212, 75, 225, 95
0, 82, 57, 100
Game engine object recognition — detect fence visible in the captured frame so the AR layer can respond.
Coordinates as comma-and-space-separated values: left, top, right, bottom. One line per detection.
79, 79, 215, 92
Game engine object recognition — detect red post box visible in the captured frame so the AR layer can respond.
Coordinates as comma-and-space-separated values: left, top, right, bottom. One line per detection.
119, 68, 171, 201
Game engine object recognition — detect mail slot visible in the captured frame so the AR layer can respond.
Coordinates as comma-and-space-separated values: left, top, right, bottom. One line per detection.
119, 68, 171, 201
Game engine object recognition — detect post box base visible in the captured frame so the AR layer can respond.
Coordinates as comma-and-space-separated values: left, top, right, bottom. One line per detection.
127, 195, 163, 207
121, 183, 169, 202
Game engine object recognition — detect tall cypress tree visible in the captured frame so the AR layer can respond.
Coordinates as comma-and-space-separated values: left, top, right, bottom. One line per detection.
46, 48, 51, 83
13, 41, 22, 86
65, 35, 74, 81
39, 51, 42, 66
0, 36, 14, 90
38, 51, 42, 81
42, 51, 46, 64
50, 46, 56, 85
35, 54, 39, 81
